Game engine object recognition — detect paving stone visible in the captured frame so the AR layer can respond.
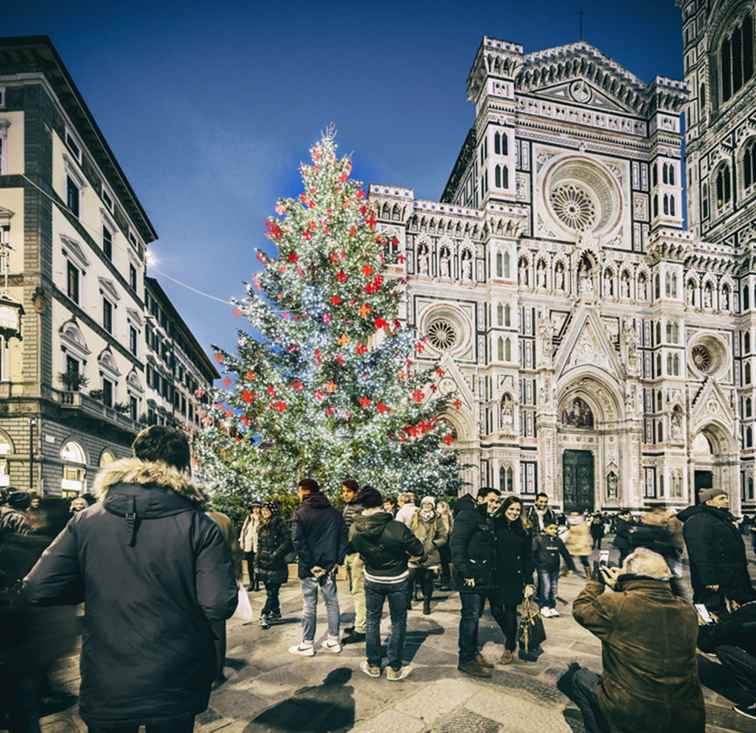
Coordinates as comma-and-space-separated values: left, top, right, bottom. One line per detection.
395, 678, 481, 725
432, 709, 500, 733
465, 689, 573, 732
351, 709, 426, 733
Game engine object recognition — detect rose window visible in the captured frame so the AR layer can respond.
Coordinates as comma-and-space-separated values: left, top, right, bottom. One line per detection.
427, 319, 457, 351
692, 345, 712, 372
550, 184, 597, 232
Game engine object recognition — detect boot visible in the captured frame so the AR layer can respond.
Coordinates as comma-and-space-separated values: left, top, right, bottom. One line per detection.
458, 660, 492, 678
423, 599, 431, 615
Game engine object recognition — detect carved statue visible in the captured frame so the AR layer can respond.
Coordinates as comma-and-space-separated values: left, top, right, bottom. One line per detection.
537, 261, 547, 288
621, 272, 631, 298
578, 260, 593, 297
439, 247, 451, 278
555, 263, 565, 291
638, 275, 647, 301
461, 250, 473, 281
519, 259, 529, 286
687, 280, 696, 306
703, 284, 712, 309
606, 471, 618, 500
603, 270, 613, 296
722, 288, 730, 310
536, 311, 555, 367
671, 408, 683, 440
500, 393, 513, 430
418, 244, 430, 276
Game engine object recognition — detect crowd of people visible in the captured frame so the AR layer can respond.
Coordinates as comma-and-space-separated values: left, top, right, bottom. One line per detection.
0, 430, 754, 733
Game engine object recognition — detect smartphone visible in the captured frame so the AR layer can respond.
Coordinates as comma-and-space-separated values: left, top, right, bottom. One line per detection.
694, 603, 714, 624
599, 550, 610, 568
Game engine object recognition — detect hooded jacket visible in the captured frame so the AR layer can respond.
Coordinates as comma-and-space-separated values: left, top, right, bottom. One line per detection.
292, 492, 348, 579
450, 494, 497, 592
349, 511, 423, 580
679, 503, 754, 603
574, 576, 705, 733
255, 515, 292, 585
22, 458, 238, 726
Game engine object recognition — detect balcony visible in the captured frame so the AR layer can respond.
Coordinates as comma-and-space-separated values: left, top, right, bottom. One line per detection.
51, 388, 142, 434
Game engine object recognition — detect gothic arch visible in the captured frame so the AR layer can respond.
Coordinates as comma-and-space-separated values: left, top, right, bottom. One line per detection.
556, 369, 624, 426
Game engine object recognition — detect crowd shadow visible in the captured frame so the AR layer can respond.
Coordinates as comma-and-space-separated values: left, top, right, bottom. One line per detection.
402, 620, 445, 663
242, 668, 355, 733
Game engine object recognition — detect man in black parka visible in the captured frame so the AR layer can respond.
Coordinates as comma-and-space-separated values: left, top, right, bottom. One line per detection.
22, 426, 238, 733
679, 488, 754, 613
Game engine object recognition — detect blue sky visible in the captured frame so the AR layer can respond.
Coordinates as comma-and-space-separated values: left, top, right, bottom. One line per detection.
7, 0, 684, 355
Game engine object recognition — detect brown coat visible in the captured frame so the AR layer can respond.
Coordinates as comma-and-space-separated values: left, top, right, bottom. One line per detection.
573, 578, 705, 733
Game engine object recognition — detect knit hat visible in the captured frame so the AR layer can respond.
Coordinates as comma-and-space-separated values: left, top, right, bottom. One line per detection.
357, 485, 383, 509
420, 496, 436, 507
700, 488, 727, 503
8, 491, 31, 511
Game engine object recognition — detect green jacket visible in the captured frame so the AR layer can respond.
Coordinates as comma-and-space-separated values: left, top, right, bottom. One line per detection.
573, 577, 705, 733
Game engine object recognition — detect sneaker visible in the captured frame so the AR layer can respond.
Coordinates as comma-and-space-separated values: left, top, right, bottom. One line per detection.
498, 649, 514, 665
288, 643, 315, 657
550, 608, 560, 617
386, 665, 412, 681
360, 660, 381, 678
475, 653, 494, 669
259, 615, 270, 629
540, 607, 551, 617
458, 660, 492, 678
734, 703, 756, 720
320, 638, 342, 654
268, 611, 282, 624
342, 631, 366, 645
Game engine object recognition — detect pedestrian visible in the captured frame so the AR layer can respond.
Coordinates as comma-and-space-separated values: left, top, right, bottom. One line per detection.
612, 509, 634, 564
289, 478, 347, 657
22, 425, 238, 733
255, 501, 292, 630
69, 496, 88, 514
450, 487, 499, 678
589, 512, 604, 550
408, 496, 448, 615
564, 512, 592, 577
526, 492, 557, 535
679, 488, 754, 613
395, 491, 417, 527
490, 496, 535, 663
0, 491, 33, 536
349, 486, 423, 681
383, 496, 397, 517
561, 548, 705, 733
239, 503, 261, 591
341, 479, 366, 644
697, 594, 756, 721
206, 508, 243, 687
436, 499, 453, 590
629, 506, 686, 597
533, 521, 576, 617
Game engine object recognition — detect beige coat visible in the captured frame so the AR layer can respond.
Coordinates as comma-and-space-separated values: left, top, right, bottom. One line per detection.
564, 519, 592, 557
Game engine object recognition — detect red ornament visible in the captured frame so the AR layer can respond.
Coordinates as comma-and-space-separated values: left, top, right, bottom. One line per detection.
266, 385, 276, 397
314, 348, 321, 364
374, 317, 388, 330
325, 406, 335, 416
376, 402, 389, 414
355, 343, 368, 356
302, 230, 312, 241
245, 370, 256, 380
366, 212, 377, 229
358, 396, 371, 409
359, 205, 367, 216
335, 354, 346, 366
412, 389, 425, 403
349, 226, 357, 237
195, 387, 205, 398
443, 433, 454, 446
416, 341, 425, 353
397, 254, 406, 264
453, 399, 462, 410
362, 264, 374, 278
435, 368, 445, 377
265, 221, 282, 240
336, 271, 348, 284
241, 389, 254, 404
288, 252, 299, 263
233, 307, 242, 317
272, 400, 287, 412
330, 294, 342, 306
314, 389, 324, 401
222, 376, 232, 388
356, 189, 364, 199
213, 352, 224, 363
293, 379, 304, 392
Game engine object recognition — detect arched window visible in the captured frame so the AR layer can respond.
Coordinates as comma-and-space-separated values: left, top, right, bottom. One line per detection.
652, 165, 658, 187
700, 82, 706, 112
504, 338, 512, 361
495, 165, 502, 188
666, 322, 673, 342
670, 195, 676, 216
744, 285, 750, 311
746, 397, 753, 417
670, 273, 678, 298
501, 133, 508, 156
496, 251, 503, 278
494, 132, 501, 155
497, 303, 504, 326
669, 164, 676, 186
667, 353, 673, 374
702, 182, 710, 219
504, 304, 511, 327
747, 426, 754, 448
662, 164, 669, 185
655, 321, 662, 345
745, 332, 751, 354
503, 252, 511, 278
657, 420, 663, 443
653, 194, 659, 217
502, 166, 509, 188
745, 361, 752, 384
716, 163, 732, 208
672, 322, 679, 342
720, 12, 754, 104
744, 138, 756, 190
655, 273, 661, 300
673, 354, 681, 375
656, 353, 662, 376
499, 465, 507, 491
497, 337, 504, 362
61, 440, 87, 493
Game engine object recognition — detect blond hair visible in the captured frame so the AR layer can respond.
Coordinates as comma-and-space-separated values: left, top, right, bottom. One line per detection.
621, 547, 672, 580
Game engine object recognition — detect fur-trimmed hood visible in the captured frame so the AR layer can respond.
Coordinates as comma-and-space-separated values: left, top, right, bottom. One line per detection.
94, 458, 206, 505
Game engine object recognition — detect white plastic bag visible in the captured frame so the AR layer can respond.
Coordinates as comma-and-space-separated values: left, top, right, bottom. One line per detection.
233, 583, 253, 623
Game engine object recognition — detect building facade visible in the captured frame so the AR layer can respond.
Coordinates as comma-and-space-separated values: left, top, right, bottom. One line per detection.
0, 37, 214, 496
370, 8, 756, 514
144, 276, 218, 433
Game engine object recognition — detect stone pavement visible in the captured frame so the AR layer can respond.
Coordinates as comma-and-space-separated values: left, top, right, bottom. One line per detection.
40, 544, 756, 733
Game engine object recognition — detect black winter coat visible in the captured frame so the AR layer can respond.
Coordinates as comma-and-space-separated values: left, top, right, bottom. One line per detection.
612, 517, 635, 553
292, 492, 348, 579
679, 504, 754, 604
628, 523, 678, 559
255, 516, 292, 585
492, 518, 534, 605
349, 512, 423, 578
21, 459, 238, 726
698, 601, 756, 657
526, 506, 557, 535
450, 494, 497, 592
532, 533, 575, 573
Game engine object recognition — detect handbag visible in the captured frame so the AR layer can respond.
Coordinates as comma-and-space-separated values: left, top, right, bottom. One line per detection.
232, 582, 254, 623
518, 598, 546, 653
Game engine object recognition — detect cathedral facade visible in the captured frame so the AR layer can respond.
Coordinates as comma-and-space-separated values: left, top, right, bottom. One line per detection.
369, 0, 756, 514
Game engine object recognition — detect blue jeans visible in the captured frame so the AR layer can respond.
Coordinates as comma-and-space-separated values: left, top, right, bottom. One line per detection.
364, 578, 409, 670
536, 568, 559, 609
300, 576, 340, 643
458, 590, 483, 665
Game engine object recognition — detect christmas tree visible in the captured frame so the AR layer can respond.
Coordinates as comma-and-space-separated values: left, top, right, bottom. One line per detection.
194, 131, 463, 514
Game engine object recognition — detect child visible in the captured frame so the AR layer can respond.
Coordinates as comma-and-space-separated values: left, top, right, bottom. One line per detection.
533, 521, 575, 617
